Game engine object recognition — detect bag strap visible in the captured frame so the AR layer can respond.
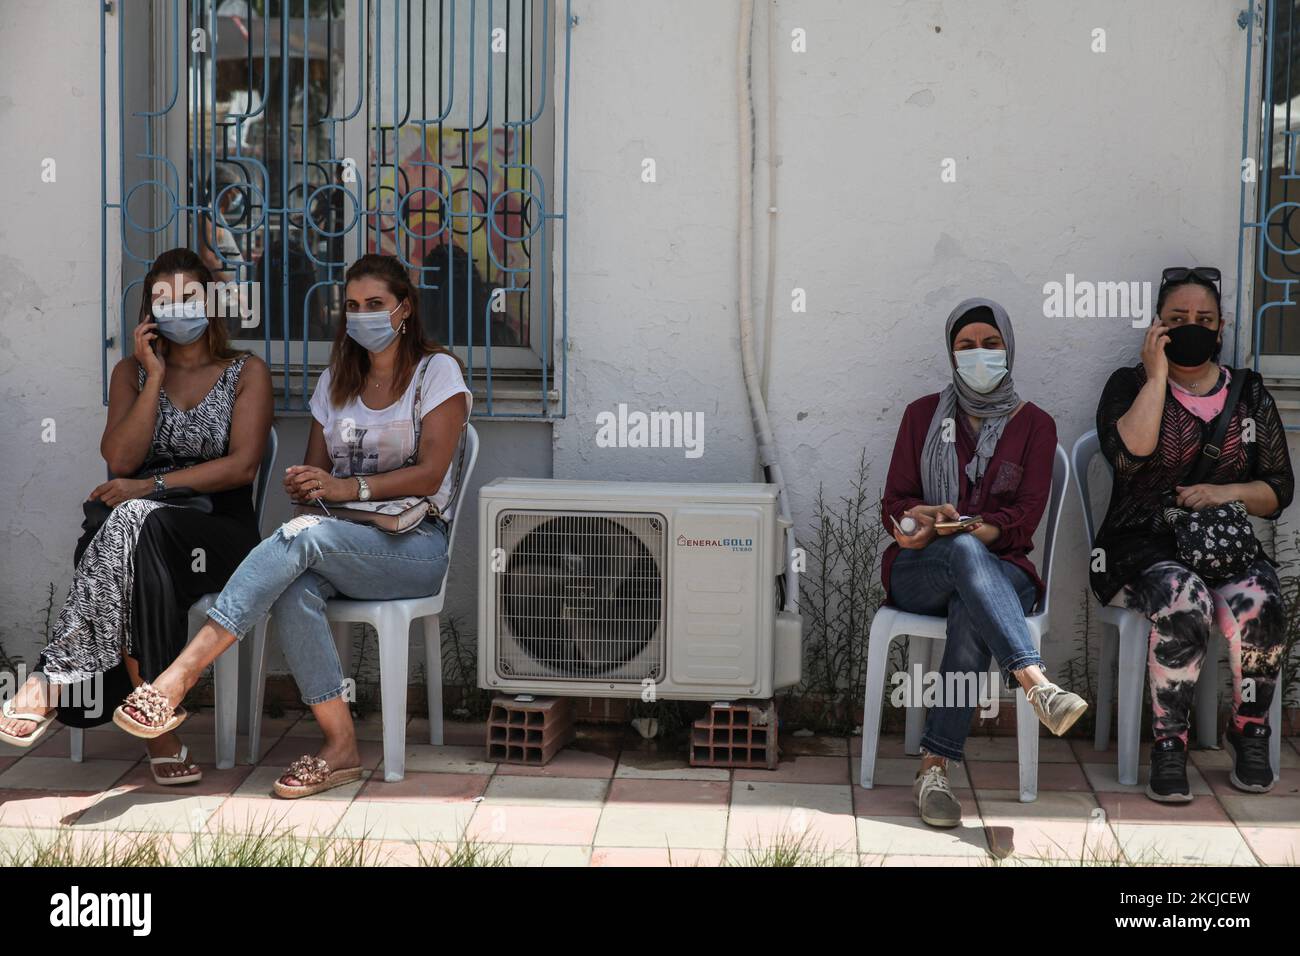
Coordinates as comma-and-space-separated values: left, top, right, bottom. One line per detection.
402, 354, 436, 468
1186, 367, 1249, 486
399, 353, 465, 523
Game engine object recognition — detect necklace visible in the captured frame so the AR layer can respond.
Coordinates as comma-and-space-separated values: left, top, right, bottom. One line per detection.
1172, 366, 1219, 395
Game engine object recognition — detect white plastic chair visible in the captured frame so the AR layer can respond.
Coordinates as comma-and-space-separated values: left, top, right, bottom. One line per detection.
71, 427, 278, 770
859, 444, 1069, 803
246, 423, 479, 782
1072, 429, 1282, 785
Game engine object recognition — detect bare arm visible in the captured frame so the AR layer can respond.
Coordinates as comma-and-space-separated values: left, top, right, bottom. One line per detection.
1115, 322, 1170, 458
101, 318, 170, 476
1176, 480, 1280, 517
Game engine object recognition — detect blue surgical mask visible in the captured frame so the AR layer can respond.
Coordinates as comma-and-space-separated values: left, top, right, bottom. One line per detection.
345, 308, 403, 352
954, 348, 1009, 393
152, 299, 210, 344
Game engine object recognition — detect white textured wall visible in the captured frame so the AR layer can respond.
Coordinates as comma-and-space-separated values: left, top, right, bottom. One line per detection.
554, 0, 1297, 673
0, 1, 106, 661
2, 0, 1295, 688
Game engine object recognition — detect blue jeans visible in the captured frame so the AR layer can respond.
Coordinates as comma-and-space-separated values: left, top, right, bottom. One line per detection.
888, 533, 1040, 762
207, 515, 450, 705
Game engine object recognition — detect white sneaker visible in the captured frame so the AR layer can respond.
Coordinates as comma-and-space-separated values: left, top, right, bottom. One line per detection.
914, 764, 962, 828
1025, 682, 1088, 736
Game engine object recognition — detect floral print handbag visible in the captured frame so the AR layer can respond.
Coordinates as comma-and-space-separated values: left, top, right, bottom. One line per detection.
1156, 368, 1255, 584
1160, 499, 1257, 584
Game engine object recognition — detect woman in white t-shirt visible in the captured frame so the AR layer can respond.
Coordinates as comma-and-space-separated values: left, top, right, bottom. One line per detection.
109, 254, 472, 798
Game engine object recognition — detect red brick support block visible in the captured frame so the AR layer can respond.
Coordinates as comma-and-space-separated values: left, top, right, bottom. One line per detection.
690, 699, 779, 770
486, 696, 576, 766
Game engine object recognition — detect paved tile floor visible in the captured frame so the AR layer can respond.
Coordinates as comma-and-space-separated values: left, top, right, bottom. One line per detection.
1, 714, 1297, 866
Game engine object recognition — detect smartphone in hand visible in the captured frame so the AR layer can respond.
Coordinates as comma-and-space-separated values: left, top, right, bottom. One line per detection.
933, 514, 982, 531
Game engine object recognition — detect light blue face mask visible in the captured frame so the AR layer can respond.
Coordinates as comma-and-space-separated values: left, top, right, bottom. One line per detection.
953, 348, 1009, 393
345, 307, 403, 353
152, 298, 210, 345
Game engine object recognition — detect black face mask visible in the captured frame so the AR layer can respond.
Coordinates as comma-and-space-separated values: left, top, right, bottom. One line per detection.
1163, 323, 1220, 367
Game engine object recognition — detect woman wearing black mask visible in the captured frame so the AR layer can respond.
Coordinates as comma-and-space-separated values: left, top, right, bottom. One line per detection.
1092, 267, 1293, 803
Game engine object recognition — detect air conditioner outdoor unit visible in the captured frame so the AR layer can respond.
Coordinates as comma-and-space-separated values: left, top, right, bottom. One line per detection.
477, 478, 802, 700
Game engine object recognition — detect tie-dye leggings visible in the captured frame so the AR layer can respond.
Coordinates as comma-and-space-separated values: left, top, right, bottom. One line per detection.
1116, 558, 1286, 744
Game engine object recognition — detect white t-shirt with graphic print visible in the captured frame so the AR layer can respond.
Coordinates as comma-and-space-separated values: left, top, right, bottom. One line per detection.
309, 352, 472, 517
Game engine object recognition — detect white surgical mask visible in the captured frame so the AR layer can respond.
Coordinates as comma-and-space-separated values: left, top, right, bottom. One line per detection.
345, 307, 403, 353
954, 348, 1008, 393
152, 298, 210, 344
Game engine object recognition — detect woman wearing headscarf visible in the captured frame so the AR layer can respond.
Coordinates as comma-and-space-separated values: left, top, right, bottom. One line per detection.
880, 298, 1085, 828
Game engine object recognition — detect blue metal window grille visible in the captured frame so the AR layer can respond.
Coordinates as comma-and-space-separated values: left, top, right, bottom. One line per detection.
101, 0, 570, 418
1241, 0, 1300, 414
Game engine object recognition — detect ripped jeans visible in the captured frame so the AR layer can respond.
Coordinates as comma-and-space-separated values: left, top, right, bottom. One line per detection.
888, 534, 1042, 763
207, 514, 450, 704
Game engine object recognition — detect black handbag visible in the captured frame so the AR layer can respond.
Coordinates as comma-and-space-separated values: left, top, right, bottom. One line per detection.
1159, 369, 1256, 583
76, 486, 214, 565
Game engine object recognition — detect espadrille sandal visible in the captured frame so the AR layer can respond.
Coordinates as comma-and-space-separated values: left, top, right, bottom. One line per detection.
272, 755, 363, 800
112, 682, 188, 739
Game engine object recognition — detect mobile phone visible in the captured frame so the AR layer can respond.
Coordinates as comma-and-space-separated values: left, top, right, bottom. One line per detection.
934, 514, 982, 531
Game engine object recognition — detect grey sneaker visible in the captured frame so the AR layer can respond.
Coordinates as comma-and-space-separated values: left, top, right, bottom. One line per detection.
1025, 682, 1088, 736
914, 765, 962, 828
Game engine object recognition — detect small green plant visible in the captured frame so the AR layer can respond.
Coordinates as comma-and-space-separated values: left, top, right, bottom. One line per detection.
789, 450, 890, 733
1056, 589, 1099, 737
728, 827, 838, 867
415, 838, 514, 867
348, 622, 377, 719
438, 616, 492, 720
0, 822, 517, 868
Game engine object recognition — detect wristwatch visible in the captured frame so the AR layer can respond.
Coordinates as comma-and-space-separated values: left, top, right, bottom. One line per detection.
153, 474, 166, 494
356, 475, 372, 501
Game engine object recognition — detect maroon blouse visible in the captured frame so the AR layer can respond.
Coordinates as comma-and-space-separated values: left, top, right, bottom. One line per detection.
879, 394, 1058, 608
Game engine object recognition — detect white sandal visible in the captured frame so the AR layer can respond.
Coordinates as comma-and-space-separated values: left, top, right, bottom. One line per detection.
0, 697, 56, 748
148, 743, 202, 786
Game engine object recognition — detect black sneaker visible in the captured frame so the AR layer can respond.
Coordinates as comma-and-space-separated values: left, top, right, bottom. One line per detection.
1145, 737, 1193, 803
1224, 723, 1275, 793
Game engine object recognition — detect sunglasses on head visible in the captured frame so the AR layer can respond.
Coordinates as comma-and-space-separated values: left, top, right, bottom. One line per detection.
1160, 266, 1221, 289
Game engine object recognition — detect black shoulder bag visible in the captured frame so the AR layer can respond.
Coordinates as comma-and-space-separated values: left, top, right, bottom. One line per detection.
1160, 369, 1257, 583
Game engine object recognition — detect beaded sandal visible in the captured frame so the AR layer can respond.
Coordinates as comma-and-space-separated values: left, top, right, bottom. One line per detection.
272, 755, 363, 800
112, 682, 188, 739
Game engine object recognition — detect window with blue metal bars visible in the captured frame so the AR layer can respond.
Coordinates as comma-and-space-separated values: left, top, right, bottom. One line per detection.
101, 0, 570, 418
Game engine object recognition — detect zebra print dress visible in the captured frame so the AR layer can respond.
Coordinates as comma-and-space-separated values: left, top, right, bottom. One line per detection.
41, 354, 254, 685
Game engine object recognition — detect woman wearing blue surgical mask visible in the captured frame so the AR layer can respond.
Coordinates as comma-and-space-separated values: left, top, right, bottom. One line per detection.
880, 299, 1083, 829
115, 254, 472, 799
0, 248, 272, 785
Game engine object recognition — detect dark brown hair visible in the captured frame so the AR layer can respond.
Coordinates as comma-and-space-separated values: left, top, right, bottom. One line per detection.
329, 253, 462, 407
138, 247, 241, 362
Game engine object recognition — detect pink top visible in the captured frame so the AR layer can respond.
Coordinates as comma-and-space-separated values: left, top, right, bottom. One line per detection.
1170, 367, 1231, 423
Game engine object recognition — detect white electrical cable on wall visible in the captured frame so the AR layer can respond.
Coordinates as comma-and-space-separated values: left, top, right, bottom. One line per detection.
736, 0, 798, 613
760, 0, 778, 401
